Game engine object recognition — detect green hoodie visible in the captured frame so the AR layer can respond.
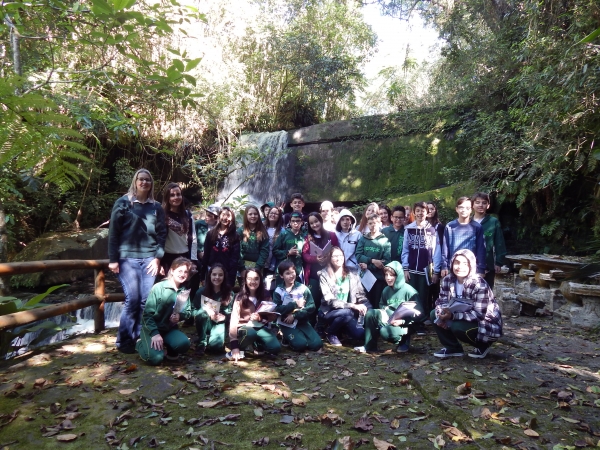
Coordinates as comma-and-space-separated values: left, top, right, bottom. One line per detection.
382, 225, 404, 262
237, 227, 270, 269
355, 233, 391, 280
141, 280, 192, 337
272, 228, 307, 277
379, 261, 420, 316
480, 215, 507, 271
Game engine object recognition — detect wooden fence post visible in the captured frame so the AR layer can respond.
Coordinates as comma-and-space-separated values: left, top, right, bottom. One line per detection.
94, 269, 105, 333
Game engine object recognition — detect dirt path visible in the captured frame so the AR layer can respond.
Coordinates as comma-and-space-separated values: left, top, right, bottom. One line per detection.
1, 315, 599, 449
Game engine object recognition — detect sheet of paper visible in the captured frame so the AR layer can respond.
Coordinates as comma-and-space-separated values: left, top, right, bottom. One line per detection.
277, 316, 298, 329
360, 269, 377, 292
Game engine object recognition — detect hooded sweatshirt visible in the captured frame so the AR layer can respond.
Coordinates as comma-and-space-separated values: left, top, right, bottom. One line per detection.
380, 261, 422, 322
272, 228, 307, 279
355, 232, 391, 280
435, 249, 503, 343
382, 224, 405, 263
401, 220, 442, 275
237, 227, 270, 269
479, 215, 507, 272
335, 209, 362, 271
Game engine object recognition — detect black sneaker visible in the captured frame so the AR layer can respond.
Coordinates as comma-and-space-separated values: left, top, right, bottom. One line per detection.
326, 334, 342, 347
117, 344, 136, 354
468, 346, 491, 359
433, 348, 464, 358
195, 345, 206, 356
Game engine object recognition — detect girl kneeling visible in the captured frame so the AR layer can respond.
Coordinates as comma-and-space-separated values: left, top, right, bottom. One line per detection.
228, 269, 281, 361
137, 257, 193, 365
356, 261, 421, 354
432, 249, 502, 359
191, 264, 233, 355
319, 246, 371, 347
273, 261, 323, 352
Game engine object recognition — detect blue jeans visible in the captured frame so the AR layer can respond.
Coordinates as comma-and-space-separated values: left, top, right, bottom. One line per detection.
321, 308, 365, 340
116, 257, 156, 349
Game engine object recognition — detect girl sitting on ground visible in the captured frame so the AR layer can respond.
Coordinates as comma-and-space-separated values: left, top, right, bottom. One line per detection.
319, 246, 371, 347
191, 264, 233, 355
355, 261, 421, 354
432, 249, 503, 359
272, 261, 322, 352
227, 268, 281, 361
137, 257, 192, 365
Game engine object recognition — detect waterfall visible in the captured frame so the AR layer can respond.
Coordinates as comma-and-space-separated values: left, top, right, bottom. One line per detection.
217, 131, 293, 206
7, 300, 124, 358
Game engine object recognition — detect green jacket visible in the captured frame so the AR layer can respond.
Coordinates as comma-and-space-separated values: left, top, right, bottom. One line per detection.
355, 233, 391, 280
382, 225, 404, 263
480, 215, 507, 271
380, 261, 420, 316
141, 280, 192, 337
191, 286, 234, 317
237, 228, 270, 269
272, 229, 307, 277
272, 282, 315, 323
195, 220, 209, 258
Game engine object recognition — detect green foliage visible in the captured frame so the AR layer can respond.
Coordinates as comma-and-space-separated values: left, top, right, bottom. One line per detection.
0, 284, 72, 358
234, 0, 376, 130
372, 0, 600, 253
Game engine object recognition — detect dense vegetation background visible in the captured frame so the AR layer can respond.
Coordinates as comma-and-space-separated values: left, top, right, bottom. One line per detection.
1, 0, 599, 262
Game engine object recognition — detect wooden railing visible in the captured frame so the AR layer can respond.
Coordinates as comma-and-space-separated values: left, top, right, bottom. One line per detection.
0, 260, 124, 332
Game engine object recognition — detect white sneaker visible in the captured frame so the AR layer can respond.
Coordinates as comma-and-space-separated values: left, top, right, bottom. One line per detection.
354, 346, 366, 353
433, 348, 464, 358
225, 351, 245, 360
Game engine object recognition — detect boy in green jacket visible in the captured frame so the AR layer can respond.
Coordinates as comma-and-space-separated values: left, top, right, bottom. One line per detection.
272, 212, 307, 282
137, 257, 193, 365
355, 261, 421, 354
355, 214, 391, 308
472, 193, 507, 289
272, 261, 323, 352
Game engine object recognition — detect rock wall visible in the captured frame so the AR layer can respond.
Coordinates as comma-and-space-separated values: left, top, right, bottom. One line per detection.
285, 108, 466, 202
10, 229, 109, 288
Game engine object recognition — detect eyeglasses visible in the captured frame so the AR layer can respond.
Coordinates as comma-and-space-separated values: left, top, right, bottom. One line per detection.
137, 178, 151, 183
392, 215, 404, 220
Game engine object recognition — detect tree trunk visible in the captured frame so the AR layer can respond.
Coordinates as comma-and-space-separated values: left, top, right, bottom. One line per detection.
0, 199, 10, 295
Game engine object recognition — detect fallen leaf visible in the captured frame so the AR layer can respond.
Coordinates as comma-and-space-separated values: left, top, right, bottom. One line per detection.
292, 398, 306, 407
252, 436, 269, 446
473, 369, 482, 377
56, 434, 78, 442
286, 359, 296, 367
390, 418, 400, 429
197, 400, 223, 408
124, 364, 137, 373
353, 417, 373, 432
561, 417, 580, 424
524, 429, 539, 438
280, 415, 295, 424
456, 382, 472, 395
373, 437, 396, 449
284, 432, 303, 442
118, 389, 136, 395
147, 437, 159, 448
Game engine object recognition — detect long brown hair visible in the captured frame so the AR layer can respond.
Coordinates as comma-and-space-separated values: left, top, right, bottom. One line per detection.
327, 246, 349, 279
236, 268, 268, 309
162, 182, 188, 234
207, 206, 238, 243
204, 263, 232, 303
242, 205, 267, 242
266, 206, 284, 241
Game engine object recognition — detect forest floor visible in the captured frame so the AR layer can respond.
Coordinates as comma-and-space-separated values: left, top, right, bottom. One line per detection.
0, 315, 599, 450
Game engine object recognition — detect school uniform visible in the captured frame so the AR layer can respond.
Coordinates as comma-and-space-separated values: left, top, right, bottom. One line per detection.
191, 287, 233, 353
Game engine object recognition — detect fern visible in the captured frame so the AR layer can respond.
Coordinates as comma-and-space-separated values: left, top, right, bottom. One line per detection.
0, 77, 91, 192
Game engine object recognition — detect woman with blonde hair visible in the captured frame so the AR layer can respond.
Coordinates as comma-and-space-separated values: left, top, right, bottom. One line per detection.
356, 202, 379, 234
108, 168, 167, 354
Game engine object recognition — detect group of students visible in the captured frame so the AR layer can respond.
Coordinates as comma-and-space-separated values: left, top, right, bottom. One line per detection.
108, 168, 507, 365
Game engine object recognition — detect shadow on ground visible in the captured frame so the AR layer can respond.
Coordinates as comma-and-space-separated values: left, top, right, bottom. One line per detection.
1, 316, 599, 449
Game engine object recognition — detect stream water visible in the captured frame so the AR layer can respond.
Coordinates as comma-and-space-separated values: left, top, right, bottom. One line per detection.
217, 130, 293, 206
